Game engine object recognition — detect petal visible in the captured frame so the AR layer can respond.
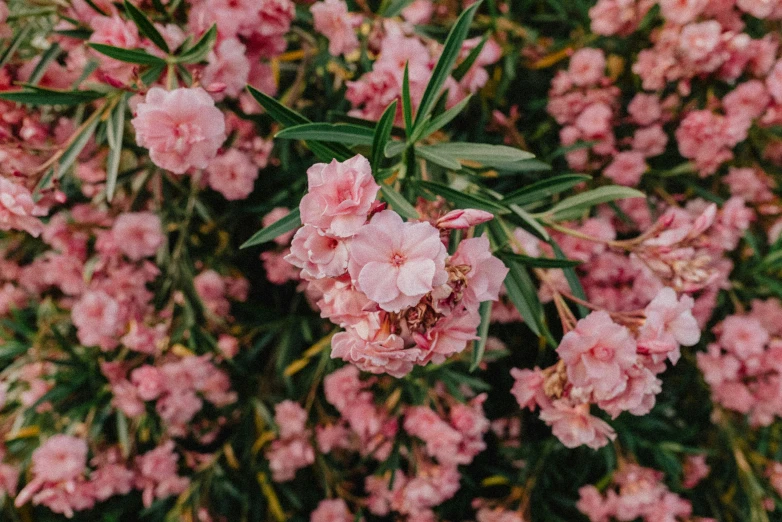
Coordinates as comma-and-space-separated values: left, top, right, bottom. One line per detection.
401, 222, 442, 259
397, 259, 435, 296
358, 262, 399, 303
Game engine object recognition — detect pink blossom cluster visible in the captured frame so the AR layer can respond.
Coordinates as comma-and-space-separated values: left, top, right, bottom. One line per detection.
103, 353, 237, 437
266, 400, 316, 482
697, 298, 782, 426
304, 366, 490, 519
512, 286, 700, 449
14, 435, 189, 517
346, 21, 501, 123
577, 463, 696, 522
284, 154, 508, 377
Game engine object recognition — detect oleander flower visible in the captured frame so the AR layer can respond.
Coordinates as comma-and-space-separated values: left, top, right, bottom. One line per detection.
111, 212, 164, 261
348, 210, 447, 312
0, 177, 47, 237
311, 0, 359, 57
300, 154, 379, 237
557, 311, 637, 401
131, 87, 226, 174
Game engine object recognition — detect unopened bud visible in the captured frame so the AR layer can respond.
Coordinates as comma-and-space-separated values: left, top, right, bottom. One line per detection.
205, 83, 227, 94
436, 208, 494, 229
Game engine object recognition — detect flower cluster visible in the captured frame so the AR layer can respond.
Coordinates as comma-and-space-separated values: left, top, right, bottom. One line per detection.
285, 154, 507, 377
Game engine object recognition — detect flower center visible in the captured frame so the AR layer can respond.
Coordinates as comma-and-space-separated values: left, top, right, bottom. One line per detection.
391, 252, 406, 267
592, 345, 614, 362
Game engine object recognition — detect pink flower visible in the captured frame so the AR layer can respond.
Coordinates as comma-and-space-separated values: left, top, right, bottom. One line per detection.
267, 437, 315, 482
632, 125, 668, 157
766, 60, 782, 104
603, 151, 647, 186
202, 38, 250, 101
539, 402, 616, 449
401, 0, 434, 24
575, 103, 613, 139
31, 435, 88, 483
323, 364, 368, 412
557, 311, 637, 401
206, 149, 259, 200
449, 236, 508, 305
311, 498, 354, 522
348, 210, 447, 312
568, 48, 606, 87
331, 325, 422, 377
130, 365, 166, 401
258, 0, 295, 37
285, 225, 350, 280
723, 80, 770, 122
71, 290, 122, 350
682, 454, 710, 488
637, 287, 700, 363
134, 441, 189, 508
719, 315, 769, 358
414, 308, 480, 364
679, 21, 723, 63
131, 87, 226, 174
112, 212, 164, 261
627, 93, 662, 126
300, 155, 379, 237
659, 0, 707, 24
510, 367, 548, 410
275, 400, 308, 439
435, 209, 494, 230
0, 177, 47, 236
311, 0, 360, 57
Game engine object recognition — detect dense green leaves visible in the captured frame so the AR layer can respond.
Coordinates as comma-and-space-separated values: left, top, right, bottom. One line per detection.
372, 101, 398, 171
124, 0, 169, 53
276, 123, 375, 146
175, 24, 218, 63
545, 186, 645, 221
88, 43, 166, 65
0, 86, 105, 106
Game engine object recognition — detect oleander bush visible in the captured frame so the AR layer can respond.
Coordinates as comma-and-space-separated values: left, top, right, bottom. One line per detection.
1, 0, 782, 520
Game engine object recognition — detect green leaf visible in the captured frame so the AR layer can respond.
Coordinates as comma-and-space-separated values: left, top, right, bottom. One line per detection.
385, 141, 406, 158
372, 101, 397, 171
246, 86, 353, 162
417, 180, 507, 213
491, 158, 552, 173
470, 301, 492, 372
402, 62, 413, 136
381, 0, 414, 16
421, 142, 534, 167
0, 86, 105, 106
175, 24, 217, 63
550, 241, 588, 318
89, 43, 166, 65
105, 94, 129, 202
415, 145, 462, 170
380, 185, 419, 220
140, 62, 166, 85
503, 174, 590, 206
240, 209, 301, 249
57, 115, 101, 179
28, 43, 62, 85
452, 35, 487, 81
420, 94, 472, 140
502, 252, 582, 268
124, 0, 169, 53
275, 123, 374, 145
507, 204, 550, 241
0, 26, 32, 68
414, 0, 482, 128
504, 258, 546, 340
546, 186, 645, 221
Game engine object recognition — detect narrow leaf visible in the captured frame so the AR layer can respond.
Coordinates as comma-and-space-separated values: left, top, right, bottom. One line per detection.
417, 180, 507, 213
0, 87, 105, 106
470, 301, 492, 372
402, 62, 413, 136
551, 241, 589, 318
89, 43, 166, 65
452, 35, 487, 81
175, 24, 217, 63
28, 43, 61, 85
380, 185, 419, 220
547, 186, 644, 221
502, 252, 582, 268
106, 94, 129, 202
275, 123, 374, 145
415, 145, 462, 170
508, 204, 550, 241
503, 174, 590, 206
414, 0, 482, 127
420, 94, 472, 139
372, 101, 397, 171
241, 209, 301, 249
124, 0, 169, 53
381, 0, 414, 16
384, 141, 406, 158
421, 142, 534, 166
